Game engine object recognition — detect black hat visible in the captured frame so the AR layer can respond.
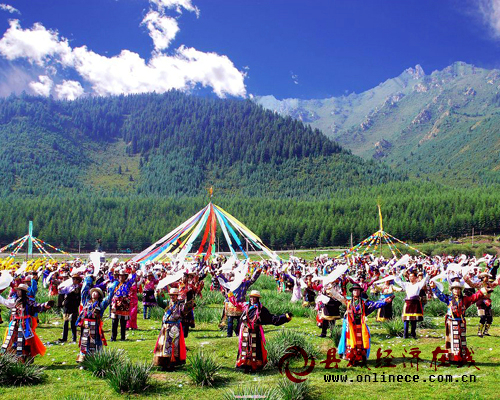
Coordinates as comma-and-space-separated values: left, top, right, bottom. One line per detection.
349, 283, 363, 293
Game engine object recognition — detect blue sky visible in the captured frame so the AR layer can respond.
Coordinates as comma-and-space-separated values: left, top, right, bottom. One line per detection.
0, 0, 499, 100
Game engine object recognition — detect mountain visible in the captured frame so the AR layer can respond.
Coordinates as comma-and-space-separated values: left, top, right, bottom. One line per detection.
0, 92, 403, 198
255, 62, 500, 185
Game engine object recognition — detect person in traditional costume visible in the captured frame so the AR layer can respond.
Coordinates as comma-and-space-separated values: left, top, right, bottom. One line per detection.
109, 268, 137, 341
142, 271, 158, 319
0, 283, 54, 362
126, 274, 140, 330
220, 266, 262, 338
334, 284, 392, 366
153, 287, 195, 371
302, 274, 321, 307
394, 270, 430, 339
228, 289, 292, 372
430, 279, 493, 362
371, 279, 402, 322
75, 276, 118, 362
464, 272, 496, 337
58, 272, 83, 343
317, 282, 342, 337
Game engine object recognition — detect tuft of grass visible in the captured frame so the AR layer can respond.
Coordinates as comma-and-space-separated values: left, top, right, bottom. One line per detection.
418, 316, 438, 329
0, 353, 47, 386
195, 307, 223, 323
81, 348, 125, 378
277, 377, 313, 400
222, 384, 278, 400
266, 329, 320, 369
381, 318, 404, 337
149, 306, 165, 320
186, 350, 221, 387
106, 360, 152, 394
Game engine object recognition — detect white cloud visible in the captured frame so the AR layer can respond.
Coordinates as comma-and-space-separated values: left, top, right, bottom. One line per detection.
29, 75, 53, 96
0, 1, 246, 99
150, 0, 200, 17
479, 0, 500, 39
55, 80, 84, 100
142, 11, 180, 51
0, 20, 246, 98
291, 71, 299, 85
0, 20, 73, 66
0, 4, 20, 14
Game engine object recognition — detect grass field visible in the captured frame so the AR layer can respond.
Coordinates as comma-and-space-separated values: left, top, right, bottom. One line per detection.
0, 275, 498, 400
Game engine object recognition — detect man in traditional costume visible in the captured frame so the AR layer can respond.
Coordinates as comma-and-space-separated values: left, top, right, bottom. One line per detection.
153, 287, 195, 371
334, 284, 392, 366
0, 283, 54, 362
465, 272, 496, 337
109, 268, 137, 341
76, 276, 118, 362
394, 270, 430, 339
228, 290, 292, 372
430, 279, 493, 362
317, 283, 342, 337
58, 272, 82, 343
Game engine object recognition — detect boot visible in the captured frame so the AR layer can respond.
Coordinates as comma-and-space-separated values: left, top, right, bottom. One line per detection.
477, 323, 484, 337
483, 324, 491, 336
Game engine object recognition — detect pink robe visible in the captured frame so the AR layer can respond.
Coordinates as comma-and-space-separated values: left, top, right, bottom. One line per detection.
126, 283, 139, 329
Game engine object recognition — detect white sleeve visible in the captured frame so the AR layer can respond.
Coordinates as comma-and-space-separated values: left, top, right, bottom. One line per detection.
0, 296, 16, 308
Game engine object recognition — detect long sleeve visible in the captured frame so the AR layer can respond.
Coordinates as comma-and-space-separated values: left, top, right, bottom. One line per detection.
80, 276, 93, 306
0, 295, 16, 308
463, 288, 487, 308
259, 305, 290, 326
431, 286, 450, 304
365, 299, 389, 315
100, 281, 118, 313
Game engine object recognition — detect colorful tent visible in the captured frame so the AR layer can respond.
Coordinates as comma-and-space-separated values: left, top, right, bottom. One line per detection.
337, 205, 426, 259
0, 221, 72, 260
132, 202, 278, 264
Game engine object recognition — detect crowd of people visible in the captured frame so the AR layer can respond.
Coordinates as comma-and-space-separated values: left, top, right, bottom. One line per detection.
0, 252, 499, 372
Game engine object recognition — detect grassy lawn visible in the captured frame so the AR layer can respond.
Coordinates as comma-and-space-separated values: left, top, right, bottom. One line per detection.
0, 275, 498, 399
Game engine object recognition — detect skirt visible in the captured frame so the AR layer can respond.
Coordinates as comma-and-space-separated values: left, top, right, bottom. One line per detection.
376, 303, 393, 322
402, 299, 423, 321
445, 318, 467, 362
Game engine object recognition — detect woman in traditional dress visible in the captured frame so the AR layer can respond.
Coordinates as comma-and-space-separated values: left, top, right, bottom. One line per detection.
371, 279, 402, 322
334, 284, 392, 366
153, 287, 195, 371
126, 275, 140, 330
142, 271, 158, 319
0, 283, 54, 362
76, 276, 118, 362
228, 289, 292, 372
394, 270, 430, 339
430, 280, 492, 362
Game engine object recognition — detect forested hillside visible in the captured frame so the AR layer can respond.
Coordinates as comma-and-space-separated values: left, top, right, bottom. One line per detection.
0, 92, 402, 197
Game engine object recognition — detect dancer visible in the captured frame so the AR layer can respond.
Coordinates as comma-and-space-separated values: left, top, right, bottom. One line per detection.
394, 270, 430, 339
334, 284, 393, 366
153, 288, 194, 371
58, 272, 83, 343
0, 283, 54, 362
126, 274, 140, 330
317, 282, 342, 337
228, 290, 292, 372
371, 279, 402, 322
430, 279, 492, 362
142, 271, 158, 319
76, 275, 118, 362
109, 268, 137, 341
